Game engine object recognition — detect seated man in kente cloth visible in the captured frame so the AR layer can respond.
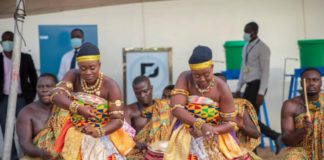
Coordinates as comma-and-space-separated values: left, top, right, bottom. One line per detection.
281, 68, 324, 160
125, 76, 173, 159
17, 73, 63, 159
51, 42, 135, 160
215, 73, 261, 158
164, 45, 249, 160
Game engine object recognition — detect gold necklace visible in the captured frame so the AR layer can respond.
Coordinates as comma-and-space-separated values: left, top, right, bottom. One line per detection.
81, 72, 103, 96
194, 77, 215, 95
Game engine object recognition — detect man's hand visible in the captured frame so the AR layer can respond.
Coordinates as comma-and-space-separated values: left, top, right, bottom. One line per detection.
77, 105, 96, 118
234, 91, 241, 98
256, 94, 264, 107
303, 115, 313, 134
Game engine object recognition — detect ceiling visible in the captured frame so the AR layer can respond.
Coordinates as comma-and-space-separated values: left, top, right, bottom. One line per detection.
0, 0, 165, 18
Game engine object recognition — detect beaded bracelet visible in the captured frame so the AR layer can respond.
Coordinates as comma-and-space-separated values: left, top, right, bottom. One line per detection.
219, 111, 238, 118
69, 101, 80, 114
96, 127, 105, 137
193, 118, 205, 130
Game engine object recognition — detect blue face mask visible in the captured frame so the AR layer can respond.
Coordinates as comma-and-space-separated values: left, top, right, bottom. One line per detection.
1, 41, 14, 52
243, 33, 251, 42
71, 38, 82, 49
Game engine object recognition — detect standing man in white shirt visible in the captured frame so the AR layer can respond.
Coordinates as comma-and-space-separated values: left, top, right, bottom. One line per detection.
57, 28, 84, 80
235, 22, 282, 154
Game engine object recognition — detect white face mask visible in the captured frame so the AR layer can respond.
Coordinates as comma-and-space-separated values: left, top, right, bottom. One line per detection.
243, 33, 251, 42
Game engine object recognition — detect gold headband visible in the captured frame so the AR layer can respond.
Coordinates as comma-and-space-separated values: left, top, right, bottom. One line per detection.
189, 60, 213, 70
76, 55, 100, 62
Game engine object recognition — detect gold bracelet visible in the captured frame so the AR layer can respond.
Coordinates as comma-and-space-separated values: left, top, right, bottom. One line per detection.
171, 104, 185, 111
50, 92, 60, 104
108, 110, 124, 116
54, 87, 71, 97
96, 127, 105, 137
193, 118, 205, 130
228, 121, 239, 131
69, 101, 80, 114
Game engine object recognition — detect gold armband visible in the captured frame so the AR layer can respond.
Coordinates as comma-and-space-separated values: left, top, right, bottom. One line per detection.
69, 101, 80, 114
57, 81, 73, 91
109, 100, 123, 107
171, 104, 186, 111
51, 87, 71, 98
109, 110, 124, 116
171, 89, 189, 97
193, 118, 205, 130
219, 111, 237, 118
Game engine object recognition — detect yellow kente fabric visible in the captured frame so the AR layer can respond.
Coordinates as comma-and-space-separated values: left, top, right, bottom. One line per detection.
126, 99, 173, 160
234, 98, 261, 160
283, 93, 324, 160
164, 95, 245, 160
20, 106, 69, 160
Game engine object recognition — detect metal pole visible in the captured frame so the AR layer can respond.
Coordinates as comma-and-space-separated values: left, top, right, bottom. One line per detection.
2, 0, 25, 159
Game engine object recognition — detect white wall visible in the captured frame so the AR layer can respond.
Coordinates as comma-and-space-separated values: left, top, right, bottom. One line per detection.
1, 0, 324, 133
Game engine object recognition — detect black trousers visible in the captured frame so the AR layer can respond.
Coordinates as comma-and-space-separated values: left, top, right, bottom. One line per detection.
243, 80, 280, 141
0, 95, 26, 160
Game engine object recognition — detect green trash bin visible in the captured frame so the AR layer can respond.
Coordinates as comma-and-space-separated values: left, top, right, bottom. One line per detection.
298, 39, 324, 68
223, 41, 246, 70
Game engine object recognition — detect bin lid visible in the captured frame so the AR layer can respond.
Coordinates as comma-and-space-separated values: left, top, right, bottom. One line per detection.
298, 39, 324, 45
224, 41, 246, 47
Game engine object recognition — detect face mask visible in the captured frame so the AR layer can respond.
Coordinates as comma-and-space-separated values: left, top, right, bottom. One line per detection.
243, 33, 251, 42
1, 41, 14, 52
71, 38, 82, 49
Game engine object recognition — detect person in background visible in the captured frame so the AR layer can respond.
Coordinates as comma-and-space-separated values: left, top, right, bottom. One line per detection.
0, 31, 38, 160
57, 28, 84, 80
215, 72, 261, 159
235, 22, 282, 154
281, 68, 324, 160
162, 84, 175, 103
17, 73, 60, 160
125, 76, 173, 159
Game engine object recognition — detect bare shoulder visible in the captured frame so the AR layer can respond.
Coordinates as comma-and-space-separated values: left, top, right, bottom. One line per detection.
62, 69, 78, 81
282, 96, 302, 114
17, 102, 38, 120
175, 71, 190, 86
103, 75, 120, 90
124, 103, 139, 117
214, 76, 228, 90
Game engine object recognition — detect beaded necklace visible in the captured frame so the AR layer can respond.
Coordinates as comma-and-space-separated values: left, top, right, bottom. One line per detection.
194, 77, 215, 96
81, 72, 103, 96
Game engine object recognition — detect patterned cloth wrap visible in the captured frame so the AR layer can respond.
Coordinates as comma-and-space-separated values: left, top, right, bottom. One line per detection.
71, 92, 109, 129
186, 95, 220, 124
55, 92, 135, 160
164, 95, 245, 160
